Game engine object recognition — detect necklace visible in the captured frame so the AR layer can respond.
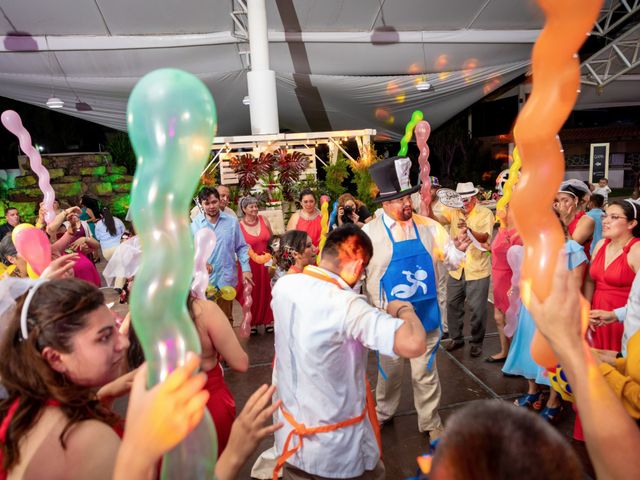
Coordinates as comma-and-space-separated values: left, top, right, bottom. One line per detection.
243, 217, 259, 227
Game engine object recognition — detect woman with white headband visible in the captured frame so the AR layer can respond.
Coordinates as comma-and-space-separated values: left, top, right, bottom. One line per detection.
568, 198, 640, 443
0, 278, 281, 479
554, 182, 595, 259
586, 198, 640, 351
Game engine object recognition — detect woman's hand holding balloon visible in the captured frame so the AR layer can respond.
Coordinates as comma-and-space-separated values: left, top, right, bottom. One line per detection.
242, 271, 255, 287
41, 253, 78, 279
114, 353, 209, 479
589, 309, 618, 327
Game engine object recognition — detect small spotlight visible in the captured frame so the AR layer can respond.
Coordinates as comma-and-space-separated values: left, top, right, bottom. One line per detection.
416, 81, 432, 92
46, 96, 64, 109
242, 95, 250, 106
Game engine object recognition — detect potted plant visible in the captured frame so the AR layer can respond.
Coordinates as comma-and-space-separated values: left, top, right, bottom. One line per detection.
273, 148, 309, 201
229, 151, 273, 194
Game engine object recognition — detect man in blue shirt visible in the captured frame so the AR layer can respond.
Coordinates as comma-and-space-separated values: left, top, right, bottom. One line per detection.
191, 186, 253, 323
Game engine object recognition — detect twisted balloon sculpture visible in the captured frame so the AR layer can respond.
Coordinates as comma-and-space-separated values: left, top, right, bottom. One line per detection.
317, 195, 330, 254
510, 0, 602, 368
191, 228, 217, 300
127, 68, 218, 478
239, 279, 253, 338
414, 120, 432, 216
1, 110, 56, 224
495, 147, 523, 227
397, 110, 424, 157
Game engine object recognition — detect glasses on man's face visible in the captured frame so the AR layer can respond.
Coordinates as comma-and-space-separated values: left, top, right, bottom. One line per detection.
602, 213, 626, 221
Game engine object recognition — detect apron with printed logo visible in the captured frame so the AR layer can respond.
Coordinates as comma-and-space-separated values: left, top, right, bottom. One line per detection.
379, 221, 440, 370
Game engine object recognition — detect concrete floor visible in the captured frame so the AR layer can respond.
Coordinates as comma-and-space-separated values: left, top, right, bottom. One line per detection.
100, 267, 594, 479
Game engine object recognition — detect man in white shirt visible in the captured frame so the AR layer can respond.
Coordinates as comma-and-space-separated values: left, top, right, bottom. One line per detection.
593, 178, 612, 204
271, 224, 427, 479
362, 156, 470, 442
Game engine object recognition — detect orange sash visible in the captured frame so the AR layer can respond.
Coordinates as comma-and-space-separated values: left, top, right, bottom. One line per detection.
272, 267, 382, 479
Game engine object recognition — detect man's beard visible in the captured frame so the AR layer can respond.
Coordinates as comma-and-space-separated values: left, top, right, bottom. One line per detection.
400, 207, 413, 221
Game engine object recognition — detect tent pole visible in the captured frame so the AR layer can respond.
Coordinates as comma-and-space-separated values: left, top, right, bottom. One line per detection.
247, 0, 279, 135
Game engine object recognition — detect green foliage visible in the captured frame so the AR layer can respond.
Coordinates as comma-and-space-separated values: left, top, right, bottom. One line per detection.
352, 168, 375, 211
324, 153, 349, 201
106, 132, 135, 174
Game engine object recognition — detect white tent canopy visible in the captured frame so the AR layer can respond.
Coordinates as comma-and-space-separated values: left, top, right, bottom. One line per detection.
0, 0, 634, 140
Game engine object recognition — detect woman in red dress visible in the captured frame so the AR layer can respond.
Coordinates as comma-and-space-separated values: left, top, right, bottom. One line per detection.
555, 182, 595, 260
286, 188, 322, 247
487, 206, 522, 362
586, 199, 640, 351
236, 196, 275, 335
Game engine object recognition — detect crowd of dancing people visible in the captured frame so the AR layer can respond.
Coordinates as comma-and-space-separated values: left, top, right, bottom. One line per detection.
1, 159, 640, 479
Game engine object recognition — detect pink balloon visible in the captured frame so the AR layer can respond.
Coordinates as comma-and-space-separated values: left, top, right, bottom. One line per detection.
239, 278, 253, 337
14, 227, 51, 275
191, 228, 216, 299
1, 110, 57, 225
414, 120, 432, 216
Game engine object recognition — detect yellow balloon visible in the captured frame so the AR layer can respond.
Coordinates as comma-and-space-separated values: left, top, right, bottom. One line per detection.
26, 263, 40, 279
11, 223, 35, 244
220, 286, 236, 301
496, 147, 522, 226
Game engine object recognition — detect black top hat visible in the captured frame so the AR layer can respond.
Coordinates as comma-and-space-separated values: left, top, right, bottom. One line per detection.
369, 156, 420, 203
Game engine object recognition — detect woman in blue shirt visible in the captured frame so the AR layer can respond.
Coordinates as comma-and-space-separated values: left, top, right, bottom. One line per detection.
94, 207, 126, 260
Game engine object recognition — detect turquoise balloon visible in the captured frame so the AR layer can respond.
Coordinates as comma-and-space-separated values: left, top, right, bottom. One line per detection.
398, 110, 424, 156
127, 68, 218, 479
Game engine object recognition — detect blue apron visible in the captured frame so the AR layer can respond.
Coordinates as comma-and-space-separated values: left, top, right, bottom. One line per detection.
378, 220, 441, 373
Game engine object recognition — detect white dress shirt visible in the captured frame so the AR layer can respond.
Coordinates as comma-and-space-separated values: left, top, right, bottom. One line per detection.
272, 268, 402, 477
614, 270, 640, 357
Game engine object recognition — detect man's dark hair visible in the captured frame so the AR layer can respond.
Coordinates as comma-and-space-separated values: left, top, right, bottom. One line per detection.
5, 207, 17, 215
590, 193, 604, 209
430, 400, 582, 480
197, 187, 219, 203
321, 224, 373, 264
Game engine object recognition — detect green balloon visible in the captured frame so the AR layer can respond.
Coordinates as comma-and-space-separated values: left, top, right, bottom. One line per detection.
398, 110, 424, 156
127, 68, 218, 479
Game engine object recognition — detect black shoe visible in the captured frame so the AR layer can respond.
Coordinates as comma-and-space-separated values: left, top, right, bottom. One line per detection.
470, 345, 483, 357
444, 340, 464, 352
484, 355, 507, 363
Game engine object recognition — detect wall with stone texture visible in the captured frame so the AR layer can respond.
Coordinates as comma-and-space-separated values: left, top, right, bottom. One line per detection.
1, 152, 131, 224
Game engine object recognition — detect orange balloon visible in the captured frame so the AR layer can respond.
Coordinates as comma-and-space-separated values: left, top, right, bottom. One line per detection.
510, 0, 602, 368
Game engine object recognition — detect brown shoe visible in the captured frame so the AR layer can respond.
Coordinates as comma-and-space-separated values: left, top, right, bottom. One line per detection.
470, 345, 483, 357
444, 340, 464, 352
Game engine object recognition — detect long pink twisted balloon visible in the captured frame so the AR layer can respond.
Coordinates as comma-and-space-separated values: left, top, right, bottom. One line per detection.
239, 278, 253, 337
415, 120, 432, 216
1, 110, 56, 224
191, 228, 216, 300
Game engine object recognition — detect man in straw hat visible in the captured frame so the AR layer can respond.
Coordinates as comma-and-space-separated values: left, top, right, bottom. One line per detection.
440, 182, 495, 358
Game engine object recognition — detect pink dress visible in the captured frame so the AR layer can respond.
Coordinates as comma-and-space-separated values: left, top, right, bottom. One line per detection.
236, 216, 274, 326
491, 228, 522, 314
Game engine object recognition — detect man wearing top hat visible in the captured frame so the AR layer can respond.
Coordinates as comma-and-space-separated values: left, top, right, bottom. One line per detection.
362, 156, 471, 441
440, 182, 495, 358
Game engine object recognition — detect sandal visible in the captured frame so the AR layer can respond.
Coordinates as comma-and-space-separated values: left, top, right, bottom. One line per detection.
539, 405, 563, 423
513, 391, 545, 410
265, 325, 274, 334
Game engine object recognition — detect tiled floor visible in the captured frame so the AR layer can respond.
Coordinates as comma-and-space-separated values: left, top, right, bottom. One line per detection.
224, 302, 595, 479
97, 262, 594, 479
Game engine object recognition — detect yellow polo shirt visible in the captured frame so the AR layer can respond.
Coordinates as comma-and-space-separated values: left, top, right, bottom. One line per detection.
443, 204, 494, 281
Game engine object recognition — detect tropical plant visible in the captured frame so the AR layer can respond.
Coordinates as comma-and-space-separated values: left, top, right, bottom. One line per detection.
106, 132, 135, 174
229, 152, 273, 193
324, 153, 349, 201
349, 144, 381, 210
273, 148, 309, 200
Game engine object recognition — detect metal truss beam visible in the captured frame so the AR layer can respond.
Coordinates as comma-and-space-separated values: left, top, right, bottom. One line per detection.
592, 0, 640, 37
230, 0, 248, 41
581, 21, 640, 86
